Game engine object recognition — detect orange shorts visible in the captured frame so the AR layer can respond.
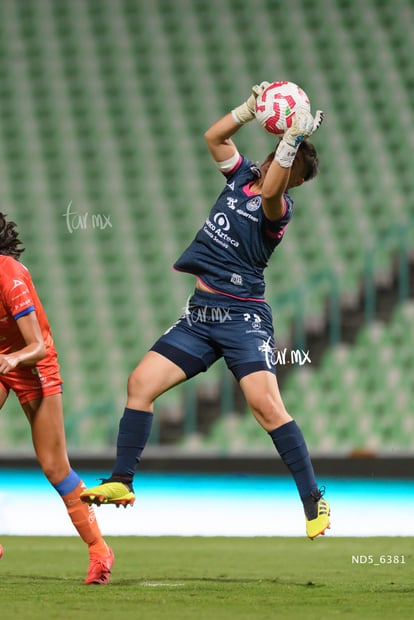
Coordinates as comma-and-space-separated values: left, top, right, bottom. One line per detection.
0, 364, 63, 405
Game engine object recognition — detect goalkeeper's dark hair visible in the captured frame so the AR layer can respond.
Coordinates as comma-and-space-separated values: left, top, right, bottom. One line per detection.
296, 139, 319, 181
259, 139, 319, 184
0, 213, 25, 259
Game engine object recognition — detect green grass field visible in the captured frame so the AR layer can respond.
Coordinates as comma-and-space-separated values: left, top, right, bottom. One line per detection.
0, 536, 412, 620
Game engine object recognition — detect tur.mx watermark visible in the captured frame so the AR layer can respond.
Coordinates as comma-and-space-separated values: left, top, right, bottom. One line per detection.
259, 339, 312, 368
184, 305, 232, 326
63, 201, 112, 233
274, 347, 311, 366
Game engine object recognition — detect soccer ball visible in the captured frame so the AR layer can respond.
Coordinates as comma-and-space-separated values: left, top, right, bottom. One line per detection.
255, 81, 311, 135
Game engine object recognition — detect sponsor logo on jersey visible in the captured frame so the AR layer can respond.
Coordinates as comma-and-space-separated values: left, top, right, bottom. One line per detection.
12, 279, 25, 290
237, 208, 258, 222
213, 212, 230, 231
226, 197, 238, 210
203, 213, 239, 248
246, 196, 261, 212
230, 273, 243, 286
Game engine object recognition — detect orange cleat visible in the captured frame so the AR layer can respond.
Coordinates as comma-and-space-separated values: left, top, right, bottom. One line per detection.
84, 547, 115, 585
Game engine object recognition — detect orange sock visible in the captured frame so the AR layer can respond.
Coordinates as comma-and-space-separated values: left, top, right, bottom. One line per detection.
61, 481, 109, 557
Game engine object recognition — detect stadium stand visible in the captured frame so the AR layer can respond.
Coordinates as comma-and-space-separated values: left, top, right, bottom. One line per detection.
194, 300, 414, 454
0, 0, 413, 451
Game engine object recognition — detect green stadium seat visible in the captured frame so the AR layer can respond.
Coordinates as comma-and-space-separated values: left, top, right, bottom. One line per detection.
0, 0, 413, 450
202, 298, 414, 454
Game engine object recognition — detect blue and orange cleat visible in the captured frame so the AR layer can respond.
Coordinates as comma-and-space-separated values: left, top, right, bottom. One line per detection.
84, 547, 115, 585
305, 488, 331, 540
80, 477, 135, 508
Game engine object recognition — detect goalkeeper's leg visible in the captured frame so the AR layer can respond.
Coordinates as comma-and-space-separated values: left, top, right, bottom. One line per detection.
81, 351, 188, 507
240, 371, 330, 539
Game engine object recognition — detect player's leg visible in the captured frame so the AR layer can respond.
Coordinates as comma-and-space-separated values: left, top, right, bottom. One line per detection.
0, 383, 13, 560
22, 393, 114, 583
0, 389, 9, 558
0, 376, 4, 566
114, 350, 188, 474
0, 384, 9, 409
0, 386, 8, 547
80, 350, 190, 506
22, 394, 71, 484
221, 300, 330, 539
239, 370, 330, 539
81, 303, 220, 507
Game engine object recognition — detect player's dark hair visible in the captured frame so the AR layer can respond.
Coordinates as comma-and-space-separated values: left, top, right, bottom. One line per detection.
298, 139, 319, 182
0, 213, 25, 259
259, 139, 319, 184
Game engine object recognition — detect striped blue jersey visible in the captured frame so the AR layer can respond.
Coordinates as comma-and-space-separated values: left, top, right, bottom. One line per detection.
174, 155, 293, 300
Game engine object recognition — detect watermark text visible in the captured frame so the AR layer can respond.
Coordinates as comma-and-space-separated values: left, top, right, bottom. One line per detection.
351, 555, 406, 565
63, 201, 112, 233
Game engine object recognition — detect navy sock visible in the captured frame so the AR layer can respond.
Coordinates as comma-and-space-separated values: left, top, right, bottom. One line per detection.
269, 420, 318, 503
112, 408, 153, 479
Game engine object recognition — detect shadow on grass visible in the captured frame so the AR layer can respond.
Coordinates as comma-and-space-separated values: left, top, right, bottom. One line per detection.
116, 576, 325, 587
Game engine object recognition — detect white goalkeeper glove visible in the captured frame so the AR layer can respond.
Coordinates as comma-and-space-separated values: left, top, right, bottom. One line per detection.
275, 108, 324, 168
232, 81, 270, 125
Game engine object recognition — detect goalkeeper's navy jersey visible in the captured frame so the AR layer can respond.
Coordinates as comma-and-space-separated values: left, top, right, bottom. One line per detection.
173, 155, 294, 300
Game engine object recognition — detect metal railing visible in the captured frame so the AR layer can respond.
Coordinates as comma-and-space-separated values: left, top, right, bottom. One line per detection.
364, 220, 413, 322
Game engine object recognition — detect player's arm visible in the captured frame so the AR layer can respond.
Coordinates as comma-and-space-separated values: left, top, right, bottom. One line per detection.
261, 108, 325, 220
204, 113, 241, 165
260, 159, 293, 221
204, 82, 269, 169
0, 311, 46, 375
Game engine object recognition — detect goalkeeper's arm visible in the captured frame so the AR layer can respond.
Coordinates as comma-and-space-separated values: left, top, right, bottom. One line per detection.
261, 108, 324, 221
204, 113, 242, 171
204, 82, 269, 170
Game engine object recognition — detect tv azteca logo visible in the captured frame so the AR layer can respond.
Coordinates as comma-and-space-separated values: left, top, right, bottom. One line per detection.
203, 213, 240, 248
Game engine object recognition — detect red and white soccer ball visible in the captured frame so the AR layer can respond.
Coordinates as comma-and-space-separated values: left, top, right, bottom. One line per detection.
255, 81, 311, 135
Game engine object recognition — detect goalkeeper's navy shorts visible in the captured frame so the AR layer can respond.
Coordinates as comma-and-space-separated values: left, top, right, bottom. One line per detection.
150, 289, 277, 381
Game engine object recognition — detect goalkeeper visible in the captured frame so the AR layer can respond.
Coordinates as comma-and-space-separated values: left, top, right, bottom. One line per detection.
81, 83, 330, 540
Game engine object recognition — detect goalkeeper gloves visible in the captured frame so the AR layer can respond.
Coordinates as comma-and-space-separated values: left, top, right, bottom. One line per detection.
232, 81, 270, 124
275, 108, 324, 168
